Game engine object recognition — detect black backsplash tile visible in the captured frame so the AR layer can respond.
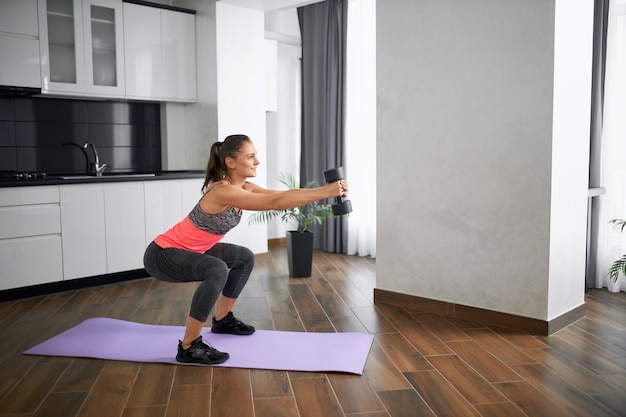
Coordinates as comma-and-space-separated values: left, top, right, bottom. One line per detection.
143, 124, 160, 146
0, 122, 16, 146
16, 122, 89, 147
88, 124, 134, 146
0, 100, 15, 120
17, 146, 89, 173
15, 98, 89, 123
0, 148, 17, 172
1, 97, 161, 174
87, 101, 160, 125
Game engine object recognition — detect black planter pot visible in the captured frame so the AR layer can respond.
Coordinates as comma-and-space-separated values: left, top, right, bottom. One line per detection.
286, 230, 314, 277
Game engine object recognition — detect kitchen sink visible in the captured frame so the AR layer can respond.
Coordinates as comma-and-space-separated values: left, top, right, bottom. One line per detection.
58, 173, 156, 179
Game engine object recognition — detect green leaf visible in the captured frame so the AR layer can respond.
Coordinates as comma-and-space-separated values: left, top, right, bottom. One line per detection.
608, 255, 626, 283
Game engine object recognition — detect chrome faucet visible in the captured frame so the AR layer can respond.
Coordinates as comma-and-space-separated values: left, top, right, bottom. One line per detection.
83, 141, 107, 176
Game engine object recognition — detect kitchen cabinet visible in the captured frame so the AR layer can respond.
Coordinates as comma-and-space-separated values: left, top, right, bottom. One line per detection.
181, 178, 203, 213
0, 0, 41, 88
104, 182, 145, 273
144, 180, 183, 245
160, 7, 196, 101
123, 2, 162, 100
60, 179, 202, 280
38, 0, 125, 97
83, 0, 125, 97
61, 182, 147, 278
0, 177, 205, 293
0, 0, 39, 36
124, 2, 196, 102
144, 178, 202, 245
0, 186, 63, 291
60, 184, 107, 279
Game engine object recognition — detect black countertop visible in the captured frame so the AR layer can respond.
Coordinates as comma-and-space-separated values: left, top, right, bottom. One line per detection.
0, 171, 205, 188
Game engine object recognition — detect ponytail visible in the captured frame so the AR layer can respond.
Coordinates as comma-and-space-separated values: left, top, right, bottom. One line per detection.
202, 134, 252, 193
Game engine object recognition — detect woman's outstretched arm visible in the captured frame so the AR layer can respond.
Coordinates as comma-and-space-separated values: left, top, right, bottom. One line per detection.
201, 181, 346, 213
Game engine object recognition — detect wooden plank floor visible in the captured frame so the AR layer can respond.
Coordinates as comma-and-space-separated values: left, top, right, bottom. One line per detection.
0, 247, 625, 417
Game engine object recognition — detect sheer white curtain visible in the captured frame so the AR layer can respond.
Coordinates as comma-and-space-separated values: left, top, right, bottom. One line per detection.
345, 0, 376, 257
596, 0, 626, 292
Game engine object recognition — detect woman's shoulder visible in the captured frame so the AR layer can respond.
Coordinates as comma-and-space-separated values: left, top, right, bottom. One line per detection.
205, 179, 230, 192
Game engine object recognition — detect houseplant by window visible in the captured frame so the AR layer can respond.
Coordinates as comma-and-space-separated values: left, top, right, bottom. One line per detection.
249, 172, 334, 277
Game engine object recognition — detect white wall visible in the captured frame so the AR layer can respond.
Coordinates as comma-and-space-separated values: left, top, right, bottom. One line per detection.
548, 0, 594, 318
376, 0, 592, 321
265, 8, 302, 239
215, 2, 269, 254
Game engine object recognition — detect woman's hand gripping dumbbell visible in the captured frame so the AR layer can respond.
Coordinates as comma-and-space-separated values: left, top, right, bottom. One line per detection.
323, 167, 352, 215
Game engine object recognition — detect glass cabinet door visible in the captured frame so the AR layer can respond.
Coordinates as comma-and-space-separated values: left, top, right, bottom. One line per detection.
83, 0, 125, 97
39, 0, 85, 94
38, 0, 124, 97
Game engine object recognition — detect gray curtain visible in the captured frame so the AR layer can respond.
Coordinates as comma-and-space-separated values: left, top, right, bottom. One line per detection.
587, 0, 610, 289
297, 0, 348, 253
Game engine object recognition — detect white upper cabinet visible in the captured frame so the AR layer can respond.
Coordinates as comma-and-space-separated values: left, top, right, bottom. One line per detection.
83, 0, 125, 97
161, 8, 196, 102
0, 0, 39, 36
38, 0, 85, 94
123, 2, 162, 100
124, 2, 196, 102
0, 0, 42, 88
38, 0, 125, 97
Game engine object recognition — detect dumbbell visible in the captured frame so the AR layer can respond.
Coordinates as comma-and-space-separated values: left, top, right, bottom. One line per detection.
323, 167, 353, 216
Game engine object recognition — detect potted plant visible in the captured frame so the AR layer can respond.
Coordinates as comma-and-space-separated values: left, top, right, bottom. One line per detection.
249, 172, 334, 277
608, 219, 626, 283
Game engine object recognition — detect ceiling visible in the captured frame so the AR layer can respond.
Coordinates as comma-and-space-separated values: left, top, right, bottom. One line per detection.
217, 0, 322, 12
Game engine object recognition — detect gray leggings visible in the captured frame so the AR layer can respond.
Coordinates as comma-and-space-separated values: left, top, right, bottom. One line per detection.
143, 241, 254, 322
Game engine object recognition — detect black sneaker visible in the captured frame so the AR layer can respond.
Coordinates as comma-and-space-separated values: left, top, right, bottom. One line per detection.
176, 336, 229, 365
211, 311, 255, 335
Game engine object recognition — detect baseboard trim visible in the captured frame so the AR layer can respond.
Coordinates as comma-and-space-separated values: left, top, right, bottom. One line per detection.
0, 269, 151, 303
373, 288, 586, 336
268, 237, 286, 248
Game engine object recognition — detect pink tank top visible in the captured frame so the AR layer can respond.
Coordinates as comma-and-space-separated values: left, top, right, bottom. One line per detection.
154, 200, 242, 253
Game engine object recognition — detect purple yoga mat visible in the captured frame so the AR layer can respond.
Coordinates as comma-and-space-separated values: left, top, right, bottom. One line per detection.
24, 318, 374, 374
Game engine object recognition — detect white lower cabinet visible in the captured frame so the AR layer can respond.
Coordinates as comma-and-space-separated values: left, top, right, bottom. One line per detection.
143, 178, 204, 245
60, 184, 107, 280
181, 178, 204, 214
0, 186, 62, 291
0, 235, 63, 290
0, 203, 61, 240
104, 182, 145, 273
144, 180, 183, 245
61, 182, 148, 278
0, 178, 203, 292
